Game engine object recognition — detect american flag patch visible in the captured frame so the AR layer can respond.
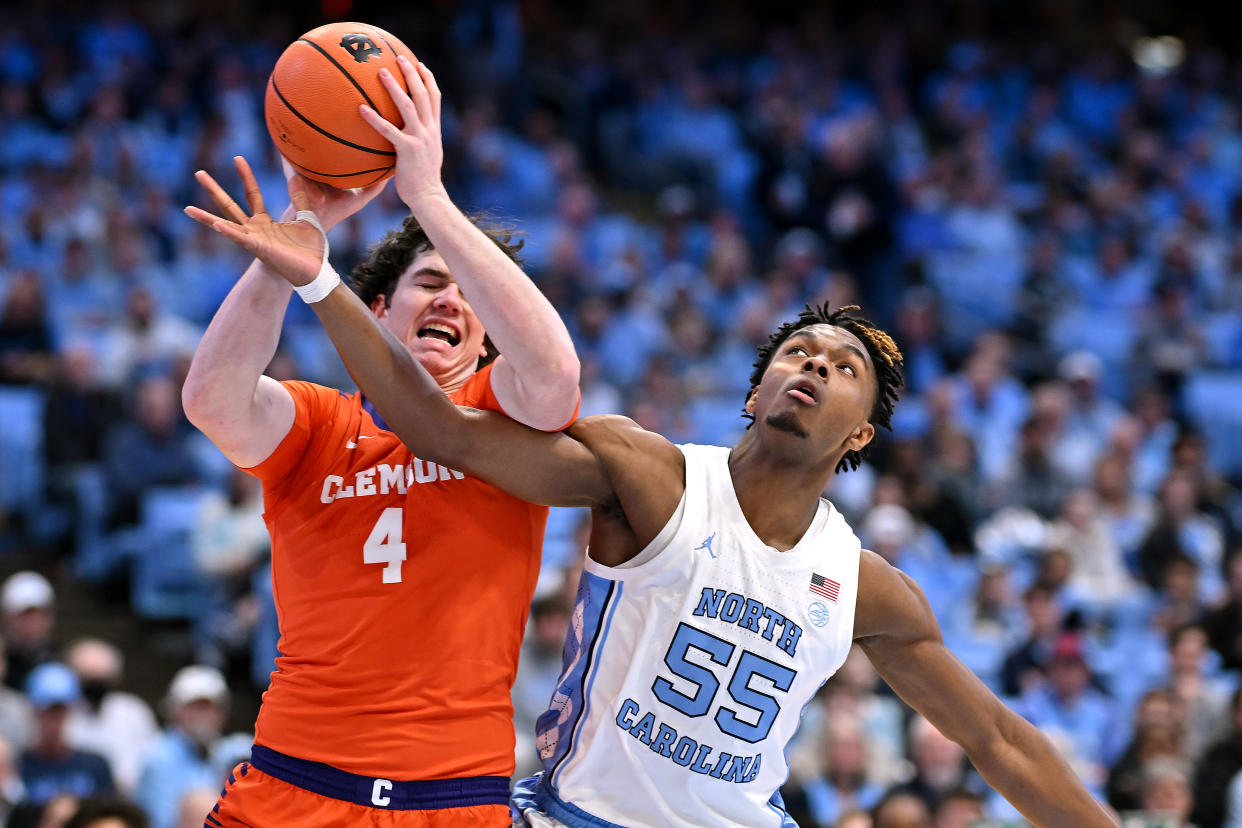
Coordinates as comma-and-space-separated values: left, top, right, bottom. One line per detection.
809, 573, 840, 602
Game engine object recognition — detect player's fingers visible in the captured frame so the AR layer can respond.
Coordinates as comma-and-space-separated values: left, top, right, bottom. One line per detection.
212, 220, 259, 253
359, 104, 403, 143
288, 176, 314, 214
183, 205, 229, 229
357, 177, 390, 200
377, 66, 418, 131
396, 55, 433, 128
194, 170, 248, 225
417, 61, 441, 125
280, 157, 297, 183
234, 156, 267, 216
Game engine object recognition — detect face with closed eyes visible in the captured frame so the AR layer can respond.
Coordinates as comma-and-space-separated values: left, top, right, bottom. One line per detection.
745, 324, 877, 462
370, 249, 490, 390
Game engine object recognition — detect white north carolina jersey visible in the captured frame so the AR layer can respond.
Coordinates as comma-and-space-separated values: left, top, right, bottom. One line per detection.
515, 444, 862, 827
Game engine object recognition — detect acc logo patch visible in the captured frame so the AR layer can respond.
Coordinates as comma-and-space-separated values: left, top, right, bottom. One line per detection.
807, 601, 831, 628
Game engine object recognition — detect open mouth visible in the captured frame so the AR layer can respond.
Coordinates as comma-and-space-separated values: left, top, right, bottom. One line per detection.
417, 323, 461, 347
788, 381, 818, 405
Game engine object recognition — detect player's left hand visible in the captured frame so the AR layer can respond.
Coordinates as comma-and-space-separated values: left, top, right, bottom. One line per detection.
359, 55, 446, 209
278, 158, 388, 232
185, 156, 326, 288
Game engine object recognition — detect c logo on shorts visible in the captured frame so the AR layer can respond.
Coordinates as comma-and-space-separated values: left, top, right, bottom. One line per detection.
807, 601, 831, 627
371, 778, 393, 807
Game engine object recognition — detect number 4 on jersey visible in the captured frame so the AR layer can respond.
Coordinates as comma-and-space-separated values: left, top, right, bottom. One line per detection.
363, 507, 406, 584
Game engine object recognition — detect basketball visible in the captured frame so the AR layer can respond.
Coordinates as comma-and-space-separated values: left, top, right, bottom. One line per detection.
265, 22, 416, 189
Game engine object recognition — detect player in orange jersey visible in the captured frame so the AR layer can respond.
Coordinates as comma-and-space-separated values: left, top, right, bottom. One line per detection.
181, 57, 579, 827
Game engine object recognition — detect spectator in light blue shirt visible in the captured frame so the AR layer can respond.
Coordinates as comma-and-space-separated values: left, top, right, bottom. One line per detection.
135, 666, 230, 828
1015, 633, 1119, 786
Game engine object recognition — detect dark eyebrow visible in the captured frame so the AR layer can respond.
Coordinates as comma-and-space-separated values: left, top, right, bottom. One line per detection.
411, 268, 451, 281
838, 343, 868, 365
786, 330, 868, 366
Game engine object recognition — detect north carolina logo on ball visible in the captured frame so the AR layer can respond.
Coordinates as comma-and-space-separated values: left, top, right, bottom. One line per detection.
340, 33, 382, 63
807, 601, 831, 627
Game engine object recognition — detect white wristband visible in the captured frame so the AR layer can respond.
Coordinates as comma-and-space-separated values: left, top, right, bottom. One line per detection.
291, 209, 341, 304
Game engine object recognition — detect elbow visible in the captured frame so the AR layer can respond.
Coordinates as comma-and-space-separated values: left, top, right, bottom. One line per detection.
180, 372, 209, 428
544, 352, 581, 404
180, 363, 230, 435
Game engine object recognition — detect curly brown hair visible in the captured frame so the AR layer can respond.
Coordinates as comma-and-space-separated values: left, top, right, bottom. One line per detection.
745, 303, 904, 473
348, 213, 525, 365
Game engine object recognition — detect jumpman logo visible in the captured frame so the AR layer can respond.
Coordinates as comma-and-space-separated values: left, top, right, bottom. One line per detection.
695, 532, 717, 558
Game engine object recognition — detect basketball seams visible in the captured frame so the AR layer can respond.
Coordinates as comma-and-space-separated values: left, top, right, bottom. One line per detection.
360, 167, 394, 187
270, 79, 396, 157
285, 157, 395, 180
295, 36, 382, 112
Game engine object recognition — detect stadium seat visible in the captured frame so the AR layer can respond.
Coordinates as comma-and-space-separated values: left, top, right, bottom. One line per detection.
129, 486, 211, 619
1184, 370, 1242, 477
0, 385, 45, 517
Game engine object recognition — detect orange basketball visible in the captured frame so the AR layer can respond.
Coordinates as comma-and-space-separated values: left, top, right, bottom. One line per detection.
265, 22, 416, 189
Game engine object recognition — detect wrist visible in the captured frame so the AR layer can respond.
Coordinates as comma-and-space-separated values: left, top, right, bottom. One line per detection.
290, 209, 339, 302
402, 185, 451, 213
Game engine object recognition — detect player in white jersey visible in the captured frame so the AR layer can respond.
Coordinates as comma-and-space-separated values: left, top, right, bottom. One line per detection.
182, 189, 1117, 827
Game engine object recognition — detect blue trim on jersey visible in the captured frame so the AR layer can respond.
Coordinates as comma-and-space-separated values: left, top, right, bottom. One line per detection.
551, 578, 623, 791
359, 395, 390, 432
535, 572, 619, 787
768, 788, 799, 827
511, 774, 627, 828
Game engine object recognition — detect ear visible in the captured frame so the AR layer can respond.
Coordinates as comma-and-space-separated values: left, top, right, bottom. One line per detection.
369, 294, 388, 318
744, 388, 758, 415
844, 422, 875, 454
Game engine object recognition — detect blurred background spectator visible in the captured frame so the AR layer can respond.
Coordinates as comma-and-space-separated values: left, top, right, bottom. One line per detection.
2, 572, 56, 692
135, 666, 230, 828
63, 638, 158, 796
19, 662, 113, 808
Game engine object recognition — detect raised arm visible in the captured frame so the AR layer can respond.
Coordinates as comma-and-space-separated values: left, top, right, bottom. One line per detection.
360, 56, 579, 430
853, 551, 1118, 828
181, 157, 386, 468
185, 167, 610, 508
306, 277, 605, 506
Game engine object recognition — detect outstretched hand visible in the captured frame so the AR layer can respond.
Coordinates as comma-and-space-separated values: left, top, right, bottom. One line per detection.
185, 156, 326, 287
360, 55, 446, 207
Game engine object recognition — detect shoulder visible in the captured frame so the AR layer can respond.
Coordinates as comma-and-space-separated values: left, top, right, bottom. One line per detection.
146, 732, 188, 760
79, 750, 111, 772
855, 549, 938, 642
455, 363, 496, 407
281, 379, 352, 409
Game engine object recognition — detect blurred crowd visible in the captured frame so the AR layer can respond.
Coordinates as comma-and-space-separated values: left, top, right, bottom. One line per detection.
1, 0, 1241, 826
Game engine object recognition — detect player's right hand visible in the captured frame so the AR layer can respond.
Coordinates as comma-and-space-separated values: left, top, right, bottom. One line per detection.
278, 158, 388, 232
185, 156, 326, 288
359, 55, 446, 210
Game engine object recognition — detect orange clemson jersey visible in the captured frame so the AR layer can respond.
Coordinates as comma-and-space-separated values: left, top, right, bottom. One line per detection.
244, 363, 553, 781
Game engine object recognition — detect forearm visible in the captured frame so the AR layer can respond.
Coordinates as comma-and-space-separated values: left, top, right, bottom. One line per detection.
970, 715, 1117, 827
310, 282, 468, 460
407, 190, 578, 386
183, 259, 291, 423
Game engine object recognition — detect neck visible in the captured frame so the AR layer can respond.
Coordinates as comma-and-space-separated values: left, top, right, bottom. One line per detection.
728, 429, 839, 551
431, 360, 480, 397
34, 738, 69, 760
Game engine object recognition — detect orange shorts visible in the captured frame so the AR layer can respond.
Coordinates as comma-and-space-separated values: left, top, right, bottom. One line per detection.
207, 761, 511, 828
